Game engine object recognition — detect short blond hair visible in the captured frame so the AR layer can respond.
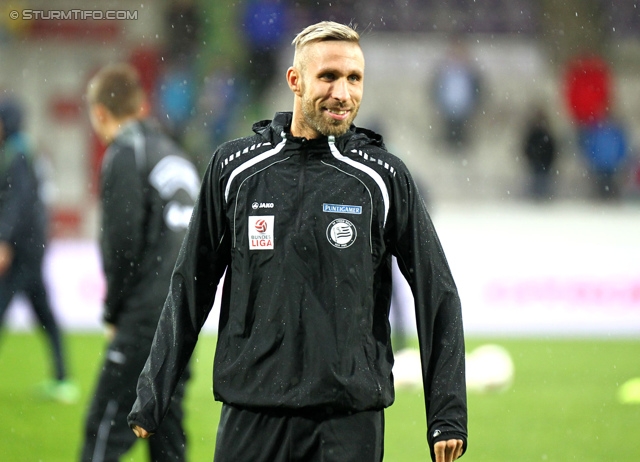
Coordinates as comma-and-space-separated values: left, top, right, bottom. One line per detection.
292, 21, 360, 69
292, 21, 359, 48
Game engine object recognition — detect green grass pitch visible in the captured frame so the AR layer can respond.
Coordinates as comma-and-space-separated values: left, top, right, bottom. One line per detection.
1, 332, 639, 461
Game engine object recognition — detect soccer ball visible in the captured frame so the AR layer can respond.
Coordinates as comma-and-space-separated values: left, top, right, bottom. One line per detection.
466, 344, 515, 394
618, 377, 640, 404
392, 348, 423, 389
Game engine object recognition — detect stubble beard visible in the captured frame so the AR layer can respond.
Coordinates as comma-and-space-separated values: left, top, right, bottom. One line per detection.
300, 93, 358, 138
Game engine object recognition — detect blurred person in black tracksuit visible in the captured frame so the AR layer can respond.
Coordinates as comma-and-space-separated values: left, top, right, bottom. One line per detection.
80, 63, 200, 462
522, 107, 557, 200
0, 97, 77, 403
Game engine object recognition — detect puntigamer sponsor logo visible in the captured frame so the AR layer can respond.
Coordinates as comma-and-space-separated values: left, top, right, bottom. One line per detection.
322, 203, 362, 215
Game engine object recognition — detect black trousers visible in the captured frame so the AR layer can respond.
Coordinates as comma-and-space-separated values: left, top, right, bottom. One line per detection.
214, 404, 385, 462
80, 330, 189, 462
0, 247, 66, 381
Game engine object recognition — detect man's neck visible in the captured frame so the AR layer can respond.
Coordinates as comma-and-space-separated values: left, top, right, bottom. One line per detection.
106, 115, 139, 144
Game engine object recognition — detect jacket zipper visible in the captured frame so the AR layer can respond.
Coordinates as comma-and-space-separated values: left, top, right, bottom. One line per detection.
295, 143, 307, 230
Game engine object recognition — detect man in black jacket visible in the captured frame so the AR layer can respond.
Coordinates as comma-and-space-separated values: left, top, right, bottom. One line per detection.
129, 21, 467, 462
0, 98, 77, 403
80, 63, 200, 461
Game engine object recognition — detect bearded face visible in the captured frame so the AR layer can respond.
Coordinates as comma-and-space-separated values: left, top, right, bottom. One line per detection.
299, 76, 360, 137
290, 40, 364, 139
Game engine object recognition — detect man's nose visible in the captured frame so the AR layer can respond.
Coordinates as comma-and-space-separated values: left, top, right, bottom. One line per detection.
332, 79, 350, 102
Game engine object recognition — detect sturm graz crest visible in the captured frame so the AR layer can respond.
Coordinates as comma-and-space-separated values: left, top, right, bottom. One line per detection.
326, 218, 357, 248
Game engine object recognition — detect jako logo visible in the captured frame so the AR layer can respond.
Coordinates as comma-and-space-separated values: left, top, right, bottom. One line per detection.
255, 219, 268, 233
252, 202, 274, 209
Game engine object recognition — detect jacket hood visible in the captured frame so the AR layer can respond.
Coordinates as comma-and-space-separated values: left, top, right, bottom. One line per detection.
252, 112, 386, 151
0, 98, 23, 142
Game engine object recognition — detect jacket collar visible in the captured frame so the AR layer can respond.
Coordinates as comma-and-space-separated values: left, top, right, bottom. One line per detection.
252, 112, 386, 152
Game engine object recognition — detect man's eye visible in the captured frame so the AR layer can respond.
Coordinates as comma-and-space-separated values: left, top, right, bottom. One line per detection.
348, 75, 361, 82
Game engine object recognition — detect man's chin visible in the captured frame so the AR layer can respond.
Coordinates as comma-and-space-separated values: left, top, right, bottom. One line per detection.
302, 111, 354, 138
320, 119, 353, 137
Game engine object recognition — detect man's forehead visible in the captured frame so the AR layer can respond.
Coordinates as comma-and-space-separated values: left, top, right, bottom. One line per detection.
301, 40, 365, 69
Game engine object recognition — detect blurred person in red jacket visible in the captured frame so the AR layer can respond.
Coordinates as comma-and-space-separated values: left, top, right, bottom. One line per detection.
564, 53, 611, 127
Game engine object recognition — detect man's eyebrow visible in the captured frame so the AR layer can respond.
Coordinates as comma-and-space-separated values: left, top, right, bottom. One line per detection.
315, 66, 363, 76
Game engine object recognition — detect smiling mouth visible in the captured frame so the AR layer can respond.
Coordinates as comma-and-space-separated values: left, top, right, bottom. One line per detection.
325, 108, 350, 120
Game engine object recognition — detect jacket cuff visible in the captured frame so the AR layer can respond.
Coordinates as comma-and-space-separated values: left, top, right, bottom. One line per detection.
103, 309, 116, 325
127, 411, 157, 435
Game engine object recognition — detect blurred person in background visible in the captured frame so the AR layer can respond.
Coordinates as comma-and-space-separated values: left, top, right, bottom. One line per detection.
521, 106, 558, 201
562, 51, 625, 200
155, 0, 201, 147
164, 0, 200, 65
431, 34, 483, 152
563, 52, 611, 128
199, 58, 242, 157
128, 21, 467, 462
241, 0, 291, 119
579, 115, 629, 200
0, 97, 78, 404
80, 63, 200, 462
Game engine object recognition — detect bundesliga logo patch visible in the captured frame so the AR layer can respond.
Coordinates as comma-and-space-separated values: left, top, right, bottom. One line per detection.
248, 216, 274, 250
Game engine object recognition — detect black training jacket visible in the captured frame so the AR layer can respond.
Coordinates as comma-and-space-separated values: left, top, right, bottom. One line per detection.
99, 119, 200, 336
129, 112, 467, 453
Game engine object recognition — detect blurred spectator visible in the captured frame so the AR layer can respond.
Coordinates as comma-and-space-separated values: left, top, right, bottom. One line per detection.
165, 0, 200, 65
522, 107, 558, 201
155, 61, 197, 145
431, 35, 483, 151
200, 59, 242, 152
623, 154, 640, 201
563, 53, 611, 127
580, 116, 629, 200
0, 97, 78, 403
562, 52, 622, 201
242, 0, 291, 117
154, 0, 200, 146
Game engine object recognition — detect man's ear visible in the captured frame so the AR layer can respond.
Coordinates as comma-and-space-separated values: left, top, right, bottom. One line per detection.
286, 67, 302, 96
89, 103, 116, 144
138, 96, 151, 118
90, 103, 108, 124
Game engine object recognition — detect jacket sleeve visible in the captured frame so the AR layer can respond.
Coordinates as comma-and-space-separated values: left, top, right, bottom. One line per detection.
100, 145, 146, 325
127, 153, 230, 433
0, 154, 33, 242
389, 169, 468, 460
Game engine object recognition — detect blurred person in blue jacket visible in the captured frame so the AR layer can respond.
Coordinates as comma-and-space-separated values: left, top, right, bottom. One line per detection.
0, 97, 78, 403
242, 0, 291, 116
580, 117, 629, 200
432, 35, 483, 151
